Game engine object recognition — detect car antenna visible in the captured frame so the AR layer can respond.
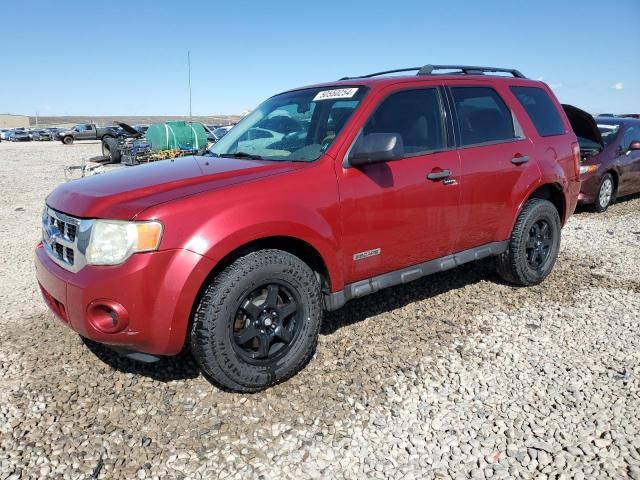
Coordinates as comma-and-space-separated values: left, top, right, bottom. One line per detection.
187, 51, 193, 125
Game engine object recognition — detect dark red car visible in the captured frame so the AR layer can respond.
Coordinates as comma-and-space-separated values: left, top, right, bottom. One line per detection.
565, 106, 640, 212
36, 65, 581, 391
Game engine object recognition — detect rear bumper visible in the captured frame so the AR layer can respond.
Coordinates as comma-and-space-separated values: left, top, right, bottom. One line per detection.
35, 243, 215, 356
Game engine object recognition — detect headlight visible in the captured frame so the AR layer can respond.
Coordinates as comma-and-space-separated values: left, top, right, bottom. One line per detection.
579, 164, 599, 175
86, 220, 163, 265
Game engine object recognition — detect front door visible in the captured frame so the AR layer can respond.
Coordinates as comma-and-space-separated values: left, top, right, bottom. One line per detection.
337, 86, 461, 284
617, 125, 640, 195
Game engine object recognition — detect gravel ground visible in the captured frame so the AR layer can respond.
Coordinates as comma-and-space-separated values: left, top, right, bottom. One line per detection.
1, 141, 639, 479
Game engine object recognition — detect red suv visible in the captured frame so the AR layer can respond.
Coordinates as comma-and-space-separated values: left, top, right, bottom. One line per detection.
35, 65, 581, 392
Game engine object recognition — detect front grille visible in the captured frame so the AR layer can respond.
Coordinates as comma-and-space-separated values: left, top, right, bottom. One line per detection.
48, 215, 77, 242
42, 207, 89, 272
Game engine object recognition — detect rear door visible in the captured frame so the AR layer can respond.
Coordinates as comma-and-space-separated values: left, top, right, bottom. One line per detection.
448, 83, 538, 252
337, 85, 461, 283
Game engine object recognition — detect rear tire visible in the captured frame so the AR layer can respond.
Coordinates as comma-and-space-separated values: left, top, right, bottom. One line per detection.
62, 136, 73, 145
594, 173, 615, 213
496, 198, 561, 286
190, 249, 322, 392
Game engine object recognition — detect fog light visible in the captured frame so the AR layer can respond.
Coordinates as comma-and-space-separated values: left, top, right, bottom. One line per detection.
87, 300, 129, 333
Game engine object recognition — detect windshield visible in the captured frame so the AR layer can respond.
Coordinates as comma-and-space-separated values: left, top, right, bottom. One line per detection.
598, 124, 620, 147
210, 86, 367, 161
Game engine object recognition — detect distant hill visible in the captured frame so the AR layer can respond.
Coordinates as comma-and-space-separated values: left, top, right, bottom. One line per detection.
30, 115, 242, 128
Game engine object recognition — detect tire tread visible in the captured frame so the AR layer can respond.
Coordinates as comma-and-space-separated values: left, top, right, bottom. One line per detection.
190, 249, 321, 393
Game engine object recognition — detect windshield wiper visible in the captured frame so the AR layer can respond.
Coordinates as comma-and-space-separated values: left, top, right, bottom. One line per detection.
219, 152, 264, 160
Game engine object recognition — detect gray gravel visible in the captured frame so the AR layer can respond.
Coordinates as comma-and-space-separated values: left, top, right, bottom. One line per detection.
1, 141, 639, 479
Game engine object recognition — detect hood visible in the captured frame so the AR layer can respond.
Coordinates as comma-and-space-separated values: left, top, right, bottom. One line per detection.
46, 156, 301, 219
116, 122, 143, 138
562, 104, 603, 146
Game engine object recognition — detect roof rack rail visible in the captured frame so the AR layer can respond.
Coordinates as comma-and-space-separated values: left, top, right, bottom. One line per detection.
339, 64, 526, 81
417, 64, 526, 78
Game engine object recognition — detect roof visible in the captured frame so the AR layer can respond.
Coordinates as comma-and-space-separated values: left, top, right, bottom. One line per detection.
285, 64, 541, 94
291, 73, 541, 94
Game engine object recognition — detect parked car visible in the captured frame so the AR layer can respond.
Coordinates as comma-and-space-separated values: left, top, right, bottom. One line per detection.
134, 124, 149, 135
202, 125, 234, 144
564, 106, 640, 212
45, 128, 63, 140
10, 130, 31, 142
212, 126, 232, 141
0, 129, 11, 141
36, 64, 581, 392
31, 129, 53, 141
57, 123, 118, 145
101, 122, 147, 163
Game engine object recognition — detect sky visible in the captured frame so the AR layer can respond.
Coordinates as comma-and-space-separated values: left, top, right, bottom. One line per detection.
1, 0, 638, 116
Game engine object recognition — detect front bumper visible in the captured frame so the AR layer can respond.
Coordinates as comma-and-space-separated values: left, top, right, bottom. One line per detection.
578, 171, 602, 205
35, 243, 215, 356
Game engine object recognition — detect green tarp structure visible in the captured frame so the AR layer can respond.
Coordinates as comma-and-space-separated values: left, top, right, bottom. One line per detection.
145, 121, 208, 152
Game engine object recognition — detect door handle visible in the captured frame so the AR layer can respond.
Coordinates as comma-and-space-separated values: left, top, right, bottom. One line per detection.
427, 169, 451, 181
511, 155, 530, 165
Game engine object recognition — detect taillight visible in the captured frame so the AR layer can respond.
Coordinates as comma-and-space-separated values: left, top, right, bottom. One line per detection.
571, 142, 581, 177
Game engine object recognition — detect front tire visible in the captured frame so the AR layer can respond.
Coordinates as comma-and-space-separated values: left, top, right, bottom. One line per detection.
102, 137, 121, 163
62, 136, 74, 145
496, 198, 561, 286
595, 173, 615, 213
190, 249, 322, 392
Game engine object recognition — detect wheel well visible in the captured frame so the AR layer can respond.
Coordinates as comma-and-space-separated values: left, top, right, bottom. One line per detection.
185, 237, 331, 345
203, 236, 330, 292
605, 170, 619, 194
527, 184, 565, 222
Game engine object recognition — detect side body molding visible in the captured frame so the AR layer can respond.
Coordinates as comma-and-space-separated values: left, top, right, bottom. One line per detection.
325, 241, 508, 310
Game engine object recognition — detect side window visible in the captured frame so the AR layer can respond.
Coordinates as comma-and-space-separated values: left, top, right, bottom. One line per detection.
623, 127, 638, 151
363, 88, 445, 155
510, 86, 565, 137
451, 87, 516, 146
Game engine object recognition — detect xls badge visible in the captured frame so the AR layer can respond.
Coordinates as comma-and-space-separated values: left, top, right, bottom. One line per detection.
353, 248, 381, 261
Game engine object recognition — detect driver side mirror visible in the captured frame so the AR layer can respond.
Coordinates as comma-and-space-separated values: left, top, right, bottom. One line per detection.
629, 141, 640, 151
348, 133, 404, 167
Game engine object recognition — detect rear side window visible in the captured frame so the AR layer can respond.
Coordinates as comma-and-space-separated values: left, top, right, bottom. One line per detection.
363, 88, 445, 155
451, 87, 516, 146
510, 86, 565, 137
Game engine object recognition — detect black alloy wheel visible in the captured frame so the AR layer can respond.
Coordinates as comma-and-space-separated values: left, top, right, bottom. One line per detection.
525, 219, 553, 271
231, 283, 302, 363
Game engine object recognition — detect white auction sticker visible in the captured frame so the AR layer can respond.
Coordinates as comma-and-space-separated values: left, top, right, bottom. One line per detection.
313, 88, 359, 101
